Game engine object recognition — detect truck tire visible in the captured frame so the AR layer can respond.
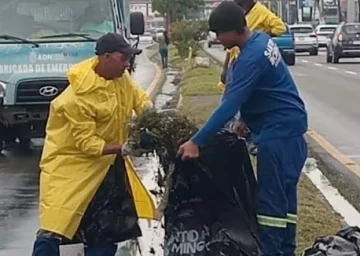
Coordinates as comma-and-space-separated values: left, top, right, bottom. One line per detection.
0, 123, 5, 153
18, 138, 31, 149
309, 48, 318, 56
287, 54, 295, 66
0, 140, 4, 153
208, 42, 212, 48
332, 51, 340, 63
326, 49, 332, 63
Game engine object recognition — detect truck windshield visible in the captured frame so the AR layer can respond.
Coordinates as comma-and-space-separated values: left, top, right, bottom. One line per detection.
0, 0, 117, 41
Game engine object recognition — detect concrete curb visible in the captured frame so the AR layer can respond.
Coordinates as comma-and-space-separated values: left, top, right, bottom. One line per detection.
201, 45, 360, 211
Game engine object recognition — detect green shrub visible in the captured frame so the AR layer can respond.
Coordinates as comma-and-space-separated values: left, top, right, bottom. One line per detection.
169, 20, 208, 57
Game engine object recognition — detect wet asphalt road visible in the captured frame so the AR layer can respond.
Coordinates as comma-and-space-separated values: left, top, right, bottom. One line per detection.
205, 45, 360, 165
0, 43, 156, 255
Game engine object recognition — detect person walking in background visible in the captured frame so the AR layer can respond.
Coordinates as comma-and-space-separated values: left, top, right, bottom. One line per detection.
158, 30, 169, 69
178, 2, 308, 256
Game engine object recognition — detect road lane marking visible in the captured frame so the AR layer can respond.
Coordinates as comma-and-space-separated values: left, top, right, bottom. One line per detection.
328, 66, 337, 70
314, 63, 322, 66
301, 59, 309, 63
307, 129, 360, 178
345, 70, 357, 75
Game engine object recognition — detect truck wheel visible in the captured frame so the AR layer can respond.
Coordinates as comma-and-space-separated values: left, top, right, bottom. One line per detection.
208, 42, 212, 48
310, 48, 318, 56
326, 49, 332, 63
0, 140, 4, 153
287, 54, 296, 66
18, 138, 31, 149
332, 51, 340, 63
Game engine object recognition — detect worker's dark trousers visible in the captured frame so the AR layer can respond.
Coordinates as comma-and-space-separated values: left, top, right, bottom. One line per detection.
32, 232, 117, 256
256, 135, 307, 256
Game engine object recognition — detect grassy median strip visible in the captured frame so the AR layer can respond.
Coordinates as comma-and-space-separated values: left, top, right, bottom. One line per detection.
169, 48, 344, 254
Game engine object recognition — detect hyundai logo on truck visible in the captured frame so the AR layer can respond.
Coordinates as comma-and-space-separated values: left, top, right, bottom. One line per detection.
39, 86, 59, 97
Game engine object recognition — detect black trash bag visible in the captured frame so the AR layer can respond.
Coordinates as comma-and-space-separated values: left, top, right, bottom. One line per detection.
164, 130, 261, 256
337, 226, 360, 249
302, 236, 359, 256
62, 156, 141, 246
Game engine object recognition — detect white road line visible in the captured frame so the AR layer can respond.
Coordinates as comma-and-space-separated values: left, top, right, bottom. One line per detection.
328, 66, 337, 70
345, 70, 357, 75
301, 59, 309, 63
314, 63, 322, 66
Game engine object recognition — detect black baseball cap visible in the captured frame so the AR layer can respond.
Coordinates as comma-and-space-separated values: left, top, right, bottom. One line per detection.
95, 33, 142, 56
209, 1, 247, 33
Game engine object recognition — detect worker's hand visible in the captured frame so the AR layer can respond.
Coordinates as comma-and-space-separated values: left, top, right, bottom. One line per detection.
177, 140, 199, 161
220, 69, 227, 84
230, 120, 247, 137
143, 101, 153, 110
121, 142, 153, 157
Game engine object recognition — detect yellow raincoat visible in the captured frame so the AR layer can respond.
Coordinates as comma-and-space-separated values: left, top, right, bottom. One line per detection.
39, 57, 156, 239
217, 2, 286, 91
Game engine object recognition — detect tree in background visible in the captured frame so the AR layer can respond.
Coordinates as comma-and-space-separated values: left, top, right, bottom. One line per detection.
169, 20, 208, 57
152, 0, 204, 28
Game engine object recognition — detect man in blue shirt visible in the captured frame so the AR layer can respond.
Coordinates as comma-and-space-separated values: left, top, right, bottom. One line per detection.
177, 2, 308, 256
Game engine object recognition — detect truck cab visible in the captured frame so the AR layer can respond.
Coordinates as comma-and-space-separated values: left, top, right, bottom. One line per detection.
0, 0, 144, 151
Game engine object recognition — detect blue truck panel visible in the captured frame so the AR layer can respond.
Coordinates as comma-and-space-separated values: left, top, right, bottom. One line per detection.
272, 25, 296, 66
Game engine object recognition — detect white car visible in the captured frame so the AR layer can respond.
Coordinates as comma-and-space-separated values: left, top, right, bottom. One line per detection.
290, 24, 318, 55
315, 24, 337, 47
139, 32, 153, 44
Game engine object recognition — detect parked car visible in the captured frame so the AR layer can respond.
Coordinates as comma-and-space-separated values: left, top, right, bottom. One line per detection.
315, 24, 337, 47
289, 23, 318, 55
207, 31, 221, 48
273, 24, 296, 65
326, 22, 360, 63
139, 32, 154, 44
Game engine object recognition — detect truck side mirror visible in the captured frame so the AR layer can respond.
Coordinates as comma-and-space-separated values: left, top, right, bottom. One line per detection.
130, 12, 145, 35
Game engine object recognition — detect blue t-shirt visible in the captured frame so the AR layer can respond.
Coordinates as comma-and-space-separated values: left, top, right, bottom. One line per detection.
192, 31, 307, 146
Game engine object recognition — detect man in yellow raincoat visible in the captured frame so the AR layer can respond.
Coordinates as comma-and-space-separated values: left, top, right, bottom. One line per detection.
32, 33, 156, 256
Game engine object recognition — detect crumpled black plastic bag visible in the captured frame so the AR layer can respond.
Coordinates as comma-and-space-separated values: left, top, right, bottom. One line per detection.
337, 226, 360, 250
62, 156, 141, 246
164, 130, 261, 256
302, 235, 359, 256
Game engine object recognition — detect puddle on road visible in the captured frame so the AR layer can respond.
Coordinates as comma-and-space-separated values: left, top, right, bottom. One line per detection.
304, 158, 360, 227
